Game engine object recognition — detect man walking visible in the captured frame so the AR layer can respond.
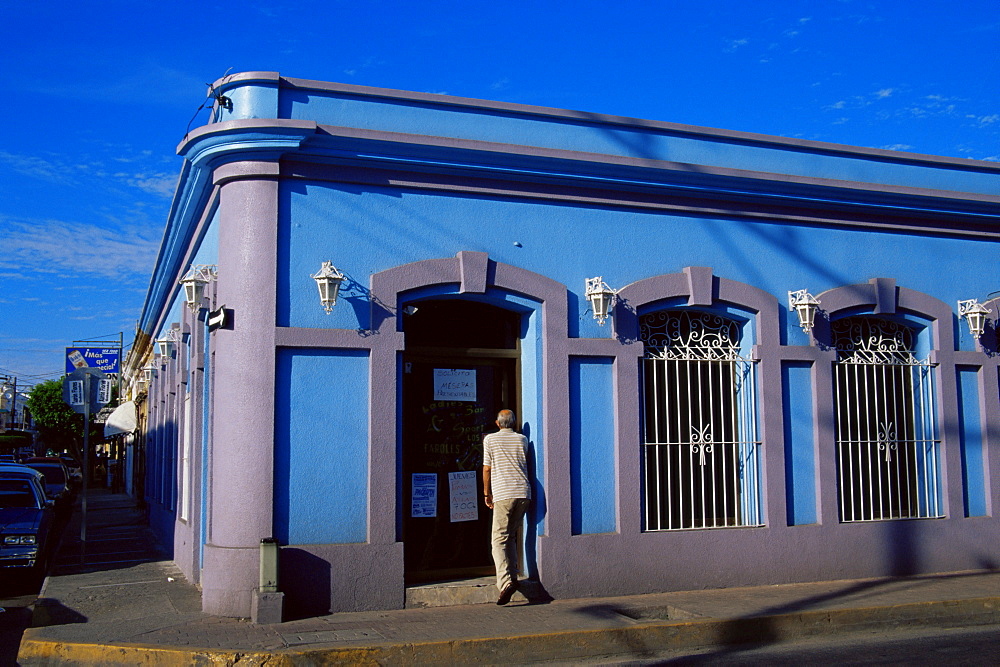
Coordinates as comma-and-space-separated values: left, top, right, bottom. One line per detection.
483, 409, 531, 606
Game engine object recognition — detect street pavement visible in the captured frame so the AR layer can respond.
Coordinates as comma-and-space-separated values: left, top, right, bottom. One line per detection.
12, 490, 1000, 665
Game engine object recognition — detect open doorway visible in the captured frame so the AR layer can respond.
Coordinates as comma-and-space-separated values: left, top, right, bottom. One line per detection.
402, 300, 520, 583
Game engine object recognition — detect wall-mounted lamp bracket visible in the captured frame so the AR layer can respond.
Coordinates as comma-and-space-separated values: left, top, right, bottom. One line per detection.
585, 277, 618, 326
312, 261, 346, 314
788, 289, 821, 334
179, 264, 217, 314
958, 299, 991, 340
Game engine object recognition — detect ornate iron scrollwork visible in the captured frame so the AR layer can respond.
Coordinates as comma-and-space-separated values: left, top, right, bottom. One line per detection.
832, 317, 918, 364
640, 310, 743, 360
690, 424, 713, 466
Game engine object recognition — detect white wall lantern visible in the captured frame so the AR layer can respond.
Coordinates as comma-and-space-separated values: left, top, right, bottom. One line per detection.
788, 289, 821, 333
585, 277, 617, 326
142, 363, 156, 384
157, 329, 179, 358
958, 299, 991, 340
179, 264, 217, 314
312, 261, 346, 314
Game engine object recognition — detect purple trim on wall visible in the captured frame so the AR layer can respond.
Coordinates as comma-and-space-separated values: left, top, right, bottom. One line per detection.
530, 270, 1000, 601
294, 125, 1000, 205
458, 251, 489, 294
168, 296, 209, 585
814, 278, 972, 521
201, 169, 280, 617
150, 152, 1000, 613
277, 157, 1000, 243
370, 253, 572, 581
177, 124, 1000, 243
219, 72, 1000, 174
684, 267, 714, 307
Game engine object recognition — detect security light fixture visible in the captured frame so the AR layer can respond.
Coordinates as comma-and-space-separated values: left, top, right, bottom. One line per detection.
788, 289, 821, 334
585, 277, 617, 326
958, 299, 991, 340
312, 261, 346, 314
179, 264, 217, 314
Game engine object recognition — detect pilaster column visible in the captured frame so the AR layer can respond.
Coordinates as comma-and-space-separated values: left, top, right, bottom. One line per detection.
201, 161, 279, 617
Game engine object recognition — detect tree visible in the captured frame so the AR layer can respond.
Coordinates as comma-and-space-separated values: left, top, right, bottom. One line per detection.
25, 378, 84, 456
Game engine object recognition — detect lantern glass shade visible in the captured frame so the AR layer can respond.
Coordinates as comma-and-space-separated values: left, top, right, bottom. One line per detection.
157, 335, 175, 358
179, 265, 216, 313
181, 275, 206, 312
585, 277, 616, 326
312, 261, 346, 313
788, 290, 821, 333
958, 299, 991, 340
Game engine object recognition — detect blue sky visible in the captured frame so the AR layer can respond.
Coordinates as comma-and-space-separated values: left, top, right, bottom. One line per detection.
1, 1, 998, 391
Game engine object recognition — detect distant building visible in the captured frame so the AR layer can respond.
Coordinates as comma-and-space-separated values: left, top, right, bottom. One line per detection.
126, 72, 1000, 618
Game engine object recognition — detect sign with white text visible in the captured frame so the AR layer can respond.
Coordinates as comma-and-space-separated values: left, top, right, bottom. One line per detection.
65, 347, 120, 374
433, 368, 476, 402
62, 367, 110, 414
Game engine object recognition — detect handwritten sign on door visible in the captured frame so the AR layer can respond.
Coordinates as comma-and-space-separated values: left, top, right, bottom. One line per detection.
448, 470, 479, 522
433, 368, 476, 401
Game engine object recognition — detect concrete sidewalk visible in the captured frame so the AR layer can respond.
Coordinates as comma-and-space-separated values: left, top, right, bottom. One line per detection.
17, 492, 1000, 665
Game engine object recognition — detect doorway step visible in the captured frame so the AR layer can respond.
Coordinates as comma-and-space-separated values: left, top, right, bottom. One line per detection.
405, 576, 539, 608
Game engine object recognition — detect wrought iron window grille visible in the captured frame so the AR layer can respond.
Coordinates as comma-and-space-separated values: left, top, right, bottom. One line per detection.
640, 310, 763, 531
832, 317, 942, 522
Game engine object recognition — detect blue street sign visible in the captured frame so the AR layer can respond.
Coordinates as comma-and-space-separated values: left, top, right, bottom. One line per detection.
66, 347, 120, 374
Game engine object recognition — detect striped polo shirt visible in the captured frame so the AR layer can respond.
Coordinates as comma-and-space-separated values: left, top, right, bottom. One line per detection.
483, 428, 531, 502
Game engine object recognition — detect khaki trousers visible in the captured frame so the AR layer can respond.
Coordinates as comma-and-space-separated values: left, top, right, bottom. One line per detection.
491, 497, 529, 591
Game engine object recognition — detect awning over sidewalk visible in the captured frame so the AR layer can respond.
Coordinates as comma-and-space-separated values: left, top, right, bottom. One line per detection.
103, 401, 137, 436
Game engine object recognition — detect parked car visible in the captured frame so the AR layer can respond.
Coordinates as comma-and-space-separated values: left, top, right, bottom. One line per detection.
22, 459, 73, 509
0, 464, 49, 494
58, 454, 83, 479
0, 465, 54, 573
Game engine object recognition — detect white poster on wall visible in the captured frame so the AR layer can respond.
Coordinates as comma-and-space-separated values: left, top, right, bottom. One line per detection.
449, 470, 479, 522
411, 473, 437, 517
433, 368, 477, 401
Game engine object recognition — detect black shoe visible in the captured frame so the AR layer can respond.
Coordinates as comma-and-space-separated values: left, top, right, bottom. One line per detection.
497, 581, 518, 606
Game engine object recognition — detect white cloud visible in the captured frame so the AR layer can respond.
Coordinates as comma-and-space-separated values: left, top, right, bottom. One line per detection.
875, 88, 895, 99
0, 151, 80, 184
0, 216, 161, 283
0, 149, 175, 199
125, 173, 177, 198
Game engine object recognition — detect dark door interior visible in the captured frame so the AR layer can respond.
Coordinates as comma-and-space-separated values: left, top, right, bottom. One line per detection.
402, 300, 520, 582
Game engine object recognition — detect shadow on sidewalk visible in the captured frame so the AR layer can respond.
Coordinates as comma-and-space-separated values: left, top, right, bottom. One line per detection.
51, 488, 168, 577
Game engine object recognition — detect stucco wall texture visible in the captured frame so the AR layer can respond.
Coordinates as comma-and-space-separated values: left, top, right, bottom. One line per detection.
133, 72, 1000, 617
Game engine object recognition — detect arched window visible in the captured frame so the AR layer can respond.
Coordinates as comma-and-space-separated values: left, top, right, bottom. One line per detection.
640, 310, 762, 530
832, 317, 942, 521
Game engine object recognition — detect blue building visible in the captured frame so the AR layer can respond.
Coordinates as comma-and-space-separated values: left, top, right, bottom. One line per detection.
127, 72, 1000, 618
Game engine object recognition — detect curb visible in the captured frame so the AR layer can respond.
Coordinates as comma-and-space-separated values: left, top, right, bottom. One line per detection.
19, 597, 1000, 665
